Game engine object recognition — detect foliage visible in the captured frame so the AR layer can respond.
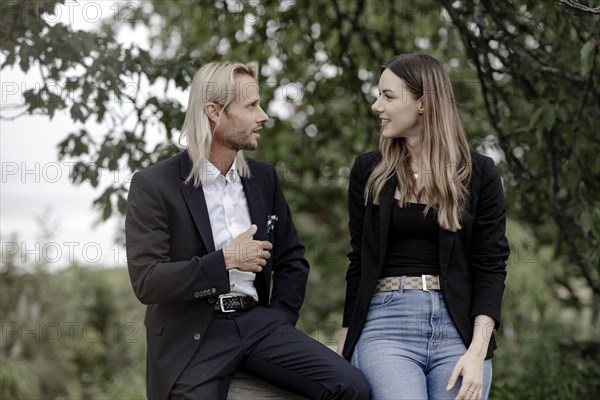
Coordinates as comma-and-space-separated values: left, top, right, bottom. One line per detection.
2, 0, 597, 320
2, 221, 598, 399
438, 0, 600, 334
492, 219, 599, 399
494, 325, 600, 399
0, 247, 146, 399
1, 0, 599, 398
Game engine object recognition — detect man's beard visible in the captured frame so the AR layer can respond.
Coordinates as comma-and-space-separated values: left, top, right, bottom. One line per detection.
220, 122, 257, 151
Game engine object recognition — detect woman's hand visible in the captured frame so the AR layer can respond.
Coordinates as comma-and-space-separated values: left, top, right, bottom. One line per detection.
446, 348, 485, 399
337, 327, 349, 356
447, 314, 495, 399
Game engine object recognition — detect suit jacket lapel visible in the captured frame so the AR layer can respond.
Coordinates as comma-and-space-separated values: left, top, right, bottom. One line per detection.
242, 178, 268, 242
241, 174, 270, 303
179, 152, 216, 253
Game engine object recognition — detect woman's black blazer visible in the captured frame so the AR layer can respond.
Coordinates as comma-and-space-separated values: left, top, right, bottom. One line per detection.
342, 150, 509, 361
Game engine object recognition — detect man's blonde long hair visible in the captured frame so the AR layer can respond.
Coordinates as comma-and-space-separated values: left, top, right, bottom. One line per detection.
365, 54, 472, 232
180, 61, 257, 187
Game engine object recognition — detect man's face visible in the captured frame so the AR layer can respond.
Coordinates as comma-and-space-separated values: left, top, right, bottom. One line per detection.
213, 73, 269, 151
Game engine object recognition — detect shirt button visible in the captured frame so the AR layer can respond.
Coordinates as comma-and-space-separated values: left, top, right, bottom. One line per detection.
194, 292, 201, 298
193, 333, 201, 341
208, 297, 216, 304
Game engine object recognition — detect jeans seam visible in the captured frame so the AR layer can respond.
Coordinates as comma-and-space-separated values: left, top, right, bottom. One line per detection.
426, 291, 435, 368
352, 346, 359, 370
369, 292, 395, 309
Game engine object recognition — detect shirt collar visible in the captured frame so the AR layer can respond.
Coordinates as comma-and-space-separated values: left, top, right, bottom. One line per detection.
200, 159, 238, 188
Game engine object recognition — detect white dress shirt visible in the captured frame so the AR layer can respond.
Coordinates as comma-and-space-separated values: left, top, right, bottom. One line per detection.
200, 160, 259, 302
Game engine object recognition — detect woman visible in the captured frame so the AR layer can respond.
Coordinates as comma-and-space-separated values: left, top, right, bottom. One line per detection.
337, 54, 509, 400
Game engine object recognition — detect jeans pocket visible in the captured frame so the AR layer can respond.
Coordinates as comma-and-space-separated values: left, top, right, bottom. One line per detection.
368, 291, 396, 309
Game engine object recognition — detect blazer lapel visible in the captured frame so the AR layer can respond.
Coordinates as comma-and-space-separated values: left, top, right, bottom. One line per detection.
179, 152, 216, 252
242, 178, 268, 242
438, 228, 456, 278
241, 175, 270, 303
377, 178, 396, 274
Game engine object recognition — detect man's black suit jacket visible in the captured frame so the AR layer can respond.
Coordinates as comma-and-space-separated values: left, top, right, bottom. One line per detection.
125, 151, 309, 399
342, 150, 509, 361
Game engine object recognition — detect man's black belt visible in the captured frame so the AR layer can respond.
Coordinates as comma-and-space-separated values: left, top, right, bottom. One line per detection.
214, 295, 256, 313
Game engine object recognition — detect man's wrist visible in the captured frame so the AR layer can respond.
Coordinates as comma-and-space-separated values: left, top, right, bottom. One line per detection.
221, 248, 235, 270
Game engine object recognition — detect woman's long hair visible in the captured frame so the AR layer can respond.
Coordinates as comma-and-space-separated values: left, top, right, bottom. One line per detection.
365, 53, 472, 232
180, 61, 257, 187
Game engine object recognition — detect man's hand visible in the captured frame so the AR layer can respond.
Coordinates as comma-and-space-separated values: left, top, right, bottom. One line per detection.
223, 225, 272, 273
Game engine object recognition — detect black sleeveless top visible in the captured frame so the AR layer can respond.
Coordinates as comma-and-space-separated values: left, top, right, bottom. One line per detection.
380, 202, 440, 278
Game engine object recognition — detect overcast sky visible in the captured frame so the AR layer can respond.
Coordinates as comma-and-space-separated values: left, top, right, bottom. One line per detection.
1, 1, 151, 269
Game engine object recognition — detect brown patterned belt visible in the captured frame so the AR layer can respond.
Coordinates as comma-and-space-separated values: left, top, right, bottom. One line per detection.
375, 275, 441, 292
214, 295, 256, 312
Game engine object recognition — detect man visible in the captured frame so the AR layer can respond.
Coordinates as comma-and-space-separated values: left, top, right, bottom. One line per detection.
125, 61, 370, 400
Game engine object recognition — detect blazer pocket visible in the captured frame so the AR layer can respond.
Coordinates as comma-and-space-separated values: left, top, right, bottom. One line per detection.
144, 312, 165, 336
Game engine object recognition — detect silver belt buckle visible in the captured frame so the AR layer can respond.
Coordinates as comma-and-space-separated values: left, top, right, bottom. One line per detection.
219, 295, 237, 313
422, 275, 430, 291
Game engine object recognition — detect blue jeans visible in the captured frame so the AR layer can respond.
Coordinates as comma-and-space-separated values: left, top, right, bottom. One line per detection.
351, 284, 492, 400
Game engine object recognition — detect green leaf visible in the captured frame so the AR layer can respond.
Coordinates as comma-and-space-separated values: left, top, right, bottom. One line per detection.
102, 201, 112, 221
528, 106, 544, 130
1, 51, 16, 69
23, 89, 41, 113
541, 104, 556, 132
580, 211, 592, 235
580, 40, 596, 77
117, 195, 127, 215
592, 208, 600, 239
70, 104, 83, 122
18, 45, 30, 71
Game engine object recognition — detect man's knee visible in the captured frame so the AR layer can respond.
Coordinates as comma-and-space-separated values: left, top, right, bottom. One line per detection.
334, 366, 371, 400
348, 372, 371, 399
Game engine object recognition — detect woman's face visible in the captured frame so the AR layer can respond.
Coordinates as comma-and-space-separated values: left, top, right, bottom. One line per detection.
371, 68, 423, 140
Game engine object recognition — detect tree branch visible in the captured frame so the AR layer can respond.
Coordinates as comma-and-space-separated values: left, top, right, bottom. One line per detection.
556, 0, 600, 14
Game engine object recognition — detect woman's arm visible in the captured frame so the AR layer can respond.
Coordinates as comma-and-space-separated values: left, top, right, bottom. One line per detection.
446, 314, 495, 400
337, 327, 349, 355
469, 156, 510, 327
447, 155, 510, 399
